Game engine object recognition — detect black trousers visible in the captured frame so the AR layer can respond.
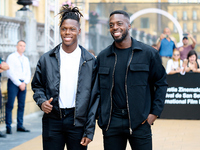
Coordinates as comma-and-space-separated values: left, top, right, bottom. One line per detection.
42, 108, 87, 150
103, 108, 152, 150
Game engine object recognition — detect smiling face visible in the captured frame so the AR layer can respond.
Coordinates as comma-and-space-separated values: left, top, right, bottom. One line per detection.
189, 54, 197, 63
172, 50, 180, 61
60, 19, 81, 48
109, 14, 131, 43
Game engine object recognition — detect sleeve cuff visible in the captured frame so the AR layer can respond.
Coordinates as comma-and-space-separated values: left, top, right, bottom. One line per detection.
150, 110, 162, 118
24, 80, 29, 84
36, 98, 46, 109
15, 80, 22, 86
83, 132, 93, 141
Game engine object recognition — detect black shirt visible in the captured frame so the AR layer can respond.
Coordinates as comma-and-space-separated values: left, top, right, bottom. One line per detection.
113, 46, 132, 109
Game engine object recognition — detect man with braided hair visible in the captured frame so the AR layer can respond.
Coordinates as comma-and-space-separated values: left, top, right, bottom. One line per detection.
32, 6, 98, 150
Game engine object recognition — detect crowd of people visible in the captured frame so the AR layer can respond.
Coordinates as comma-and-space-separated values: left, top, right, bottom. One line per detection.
154, 27, 199, 75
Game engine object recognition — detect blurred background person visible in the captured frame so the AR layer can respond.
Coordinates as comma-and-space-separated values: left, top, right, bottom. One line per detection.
6, 40, 31, 134
184, 50, 200, 73
0, 57, 9, 138
166, 49, 185, 75
88, 49, 96, 57
178, 33, 196, 60
157, 27, 176, 68
151, 44, 158, 50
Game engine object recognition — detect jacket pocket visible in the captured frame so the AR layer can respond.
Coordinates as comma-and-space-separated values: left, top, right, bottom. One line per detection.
99, 67, 110, 75
129, 63, 149, 86
130, 63, 149, 72
98, 67, 110, 89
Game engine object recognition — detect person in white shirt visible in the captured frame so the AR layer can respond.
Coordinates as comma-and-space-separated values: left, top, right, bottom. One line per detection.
6, 40, 31, 134
166, 49, 185, 75
31, 6, 98, 150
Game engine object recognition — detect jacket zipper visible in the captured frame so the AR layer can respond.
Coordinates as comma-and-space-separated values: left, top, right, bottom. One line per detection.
73, 60, 86, 125
125, 50, 134, 135
55, 54, 62, 119
106, 52, 117, 131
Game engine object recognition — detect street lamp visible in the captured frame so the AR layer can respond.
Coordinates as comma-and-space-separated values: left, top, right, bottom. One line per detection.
17, 0, 32, 11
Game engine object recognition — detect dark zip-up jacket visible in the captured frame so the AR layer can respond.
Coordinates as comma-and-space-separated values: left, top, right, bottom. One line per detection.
96, 38, 168, 132
31, 44, 98, 140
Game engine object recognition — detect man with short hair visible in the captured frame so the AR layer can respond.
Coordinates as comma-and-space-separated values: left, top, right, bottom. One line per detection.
157, 27, 176, 68
96, 10, 168, 150
0, 57, 9, 138
6, 40, 31, 134
178, 33, 196, 60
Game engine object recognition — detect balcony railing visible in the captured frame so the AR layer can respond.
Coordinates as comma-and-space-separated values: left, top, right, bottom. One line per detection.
0, 93, 7, 124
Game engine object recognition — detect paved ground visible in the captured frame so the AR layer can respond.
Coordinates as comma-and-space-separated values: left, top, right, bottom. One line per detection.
0, 111, 200, 150
0, 112, 43, 150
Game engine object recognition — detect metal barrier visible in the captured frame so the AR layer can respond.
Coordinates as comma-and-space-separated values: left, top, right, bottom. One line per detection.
0, 93, 7, 124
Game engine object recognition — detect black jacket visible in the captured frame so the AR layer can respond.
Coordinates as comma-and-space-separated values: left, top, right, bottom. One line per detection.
31, 44, 98, 140
96, 38, 168, 133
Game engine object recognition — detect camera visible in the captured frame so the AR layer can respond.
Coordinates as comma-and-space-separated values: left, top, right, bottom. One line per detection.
183, 33, 188, 37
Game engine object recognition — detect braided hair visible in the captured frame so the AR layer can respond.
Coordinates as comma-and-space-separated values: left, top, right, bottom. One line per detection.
58, 6, 83, 27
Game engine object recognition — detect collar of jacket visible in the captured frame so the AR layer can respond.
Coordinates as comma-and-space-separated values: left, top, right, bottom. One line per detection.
107, 37, 143, 57
49, 43, 94, 62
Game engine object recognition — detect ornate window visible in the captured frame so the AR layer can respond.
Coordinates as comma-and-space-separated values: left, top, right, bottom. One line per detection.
140, 18, 149, 28
183, 23, 187, 32
193, 23, 197, 32
183, 11, 187, 20
193, 10, 197, 20
173, 11, 177, 19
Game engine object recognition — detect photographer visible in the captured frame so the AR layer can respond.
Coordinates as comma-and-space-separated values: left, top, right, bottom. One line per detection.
157, 27, 176, 68
178, 33, 196, 60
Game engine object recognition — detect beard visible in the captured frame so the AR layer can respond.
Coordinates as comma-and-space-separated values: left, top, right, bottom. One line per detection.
111, 28, 128, 43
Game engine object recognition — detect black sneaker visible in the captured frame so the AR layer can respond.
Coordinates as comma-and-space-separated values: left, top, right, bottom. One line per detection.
17, 127, 30, 132
0, 131, 6, 138
6, 128, 12, 134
